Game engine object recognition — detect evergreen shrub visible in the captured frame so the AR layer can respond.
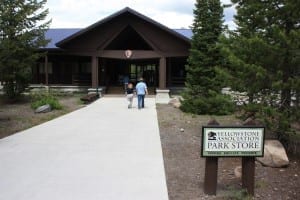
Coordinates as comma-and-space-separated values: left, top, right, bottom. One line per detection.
240, 103, 299, 153
180, 91, 235, 115
31, 93, 62, 110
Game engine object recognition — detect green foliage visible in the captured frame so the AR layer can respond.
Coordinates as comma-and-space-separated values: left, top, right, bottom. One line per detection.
31, 93, 62, 110
228, 0, 300, 108
186, 0, 224, 94
221, 0, 300, 150
220, 34, 276, 103
223, 187, 252, 200
0, 0, 51, 99
239, 103, 299, 152
181, 91, 235, 115
181, 0, 234, 115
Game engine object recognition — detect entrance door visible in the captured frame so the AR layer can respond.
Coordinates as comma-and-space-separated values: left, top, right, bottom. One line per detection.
128, 60, 158, 87
104, 58, 158, 87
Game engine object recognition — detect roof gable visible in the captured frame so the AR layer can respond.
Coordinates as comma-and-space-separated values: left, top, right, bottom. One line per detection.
43, 28, 192, 49
55, 7, 190, 48
104, 25, 153, 50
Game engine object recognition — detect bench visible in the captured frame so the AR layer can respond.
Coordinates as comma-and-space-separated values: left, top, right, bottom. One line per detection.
80, 93, 99, 104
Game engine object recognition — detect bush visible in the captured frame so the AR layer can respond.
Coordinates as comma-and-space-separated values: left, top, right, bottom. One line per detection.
30, 93, 62, 110
224, 187, 252, 200
239, 103, 300, 154
180, 91, 235, 115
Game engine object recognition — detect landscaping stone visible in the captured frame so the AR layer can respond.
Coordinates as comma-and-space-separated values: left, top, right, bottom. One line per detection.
168, 97, 181, 108
234, 166, 242, 178
256, 140, 289, 168
35, 104, 52, 113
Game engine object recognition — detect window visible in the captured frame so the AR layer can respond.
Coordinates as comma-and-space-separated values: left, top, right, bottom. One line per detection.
39, 62, 53, 74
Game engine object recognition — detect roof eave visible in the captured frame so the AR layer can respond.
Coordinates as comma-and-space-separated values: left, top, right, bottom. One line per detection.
38, 47, 63, 52
56, 7, 132, 47
56, 7, 191, 47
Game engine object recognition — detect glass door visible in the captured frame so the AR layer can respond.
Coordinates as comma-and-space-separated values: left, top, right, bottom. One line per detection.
129, 61, 158, 86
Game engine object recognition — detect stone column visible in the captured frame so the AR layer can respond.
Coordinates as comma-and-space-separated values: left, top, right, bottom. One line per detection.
159, 57, 166, 89
91, 56, 99, 88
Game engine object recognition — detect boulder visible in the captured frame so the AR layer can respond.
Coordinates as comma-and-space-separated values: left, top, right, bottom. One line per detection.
35, 104, 52, 113
207, 119, 220, 125
168, 97, 181, 108
234, 166, 242, 178
256, 140, 289, 168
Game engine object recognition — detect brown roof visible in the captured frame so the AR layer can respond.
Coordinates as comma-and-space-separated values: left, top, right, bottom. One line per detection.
56, 7, 190, 47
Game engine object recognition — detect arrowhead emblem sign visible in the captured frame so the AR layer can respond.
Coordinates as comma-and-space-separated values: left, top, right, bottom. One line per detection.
125, 50, 132, 58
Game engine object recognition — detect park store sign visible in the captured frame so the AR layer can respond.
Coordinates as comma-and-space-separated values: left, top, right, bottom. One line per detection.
202, 126, 265, 157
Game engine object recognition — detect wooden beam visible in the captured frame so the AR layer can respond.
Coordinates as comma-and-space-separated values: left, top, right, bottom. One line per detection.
45, 55, 48, 85
159, 57, 166, 89
203, 119, 220, 195
91, 56, 99, 88
242, 157, 255, 196
204, 157, 218, 195
98, 50, 160, 59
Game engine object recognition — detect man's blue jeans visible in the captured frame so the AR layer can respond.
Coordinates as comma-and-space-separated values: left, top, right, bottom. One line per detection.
137, 94, 145, 109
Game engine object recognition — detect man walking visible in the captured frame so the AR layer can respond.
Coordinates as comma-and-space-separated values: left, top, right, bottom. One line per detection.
135, 77, 148, 109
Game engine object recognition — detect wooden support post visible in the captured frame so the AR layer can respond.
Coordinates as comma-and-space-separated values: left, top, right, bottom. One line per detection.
91, 56, 99, 88
242, 118, 256, 196
159, 57, 166, 89
45, 55, 48, 85
204, 157, 218, 195
203, 119, 220, 195
242, 157, 255, 196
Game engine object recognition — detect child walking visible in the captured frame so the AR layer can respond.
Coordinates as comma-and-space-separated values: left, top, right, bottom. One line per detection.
126, 82, 135, 108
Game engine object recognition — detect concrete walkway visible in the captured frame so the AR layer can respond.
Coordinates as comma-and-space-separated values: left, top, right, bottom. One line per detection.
0, 97, 168, 200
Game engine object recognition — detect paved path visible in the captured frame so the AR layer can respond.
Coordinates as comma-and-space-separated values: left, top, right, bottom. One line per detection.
0, 97, 168, 200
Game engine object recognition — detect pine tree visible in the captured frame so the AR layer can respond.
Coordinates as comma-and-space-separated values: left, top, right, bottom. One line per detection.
0, 0, 51, 99
181, 0, 234, 115
222, 0, 300, 148
220, 31, 274, 104
229, 0, 300, 109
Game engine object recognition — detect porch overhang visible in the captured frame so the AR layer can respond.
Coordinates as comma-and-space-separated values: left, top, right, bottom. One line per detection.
98, 50, 160, 59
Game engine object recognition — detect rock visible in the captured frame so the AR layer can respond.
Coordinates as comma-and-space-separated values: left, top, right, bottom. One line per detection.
35, 104, 52, 113
234, 166, 242, 178
207, 119, 220, 125
256, 140, 289, 168
180, 128, 184, 132
243, 117, 256, 125
243, 118, 263, 126
168, 97, 181, 108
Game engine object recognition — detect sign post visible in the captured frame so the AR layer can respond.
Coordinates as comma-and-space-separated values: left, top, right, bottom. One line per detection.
203, 120, 219, 195
202, 124, 265, 196
242, 157, 255, 195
